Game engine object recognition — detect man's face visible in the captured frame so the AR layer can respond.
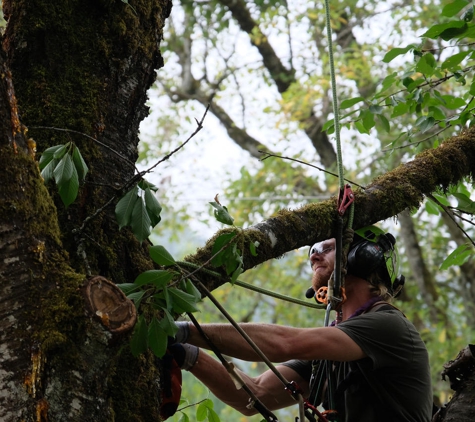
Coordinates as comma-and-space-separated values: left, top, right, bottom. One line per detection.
309, 238, 336, 290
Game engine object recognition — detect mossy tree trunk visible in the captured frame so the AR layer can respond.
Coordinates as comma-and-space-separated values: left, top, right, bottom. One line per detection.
0, 1, 171, 421
0, 0, 473, 421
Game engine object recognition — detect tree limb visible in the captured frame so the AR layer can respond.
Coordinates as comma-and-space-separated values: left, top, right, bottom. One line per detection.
185, 128, 475, 292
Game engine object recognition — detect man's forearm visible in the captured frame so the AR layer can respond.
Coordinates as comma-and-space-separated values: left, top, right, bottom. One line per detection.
187, 322, 296, 362
190, 350, 263, 416
190, 351, 304, 416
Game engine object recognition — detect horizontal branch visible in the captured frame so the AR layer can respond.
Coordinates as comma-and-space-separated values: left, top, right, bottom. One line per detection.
185, 127, 475, 292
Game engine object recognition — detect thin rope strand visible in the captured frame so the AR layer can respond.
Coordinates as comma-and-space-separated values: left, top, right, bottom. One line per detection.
323, 0, 344, 190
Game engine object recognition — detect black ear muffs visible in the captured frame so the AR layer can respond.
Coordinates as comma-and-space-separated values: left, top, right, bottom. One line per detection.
347, 240, 385, 280
347, 232, 396, 282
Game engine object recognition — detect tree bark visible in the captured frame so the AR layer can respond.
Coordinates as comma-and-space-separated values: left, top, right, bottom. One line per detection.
434, 345, 475, 422
0, 1, 171, 420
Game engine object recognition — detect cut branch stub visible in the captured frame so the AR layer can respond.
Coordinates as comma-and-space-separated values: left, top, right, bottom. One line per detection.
441, 344, 475, 390
83, 276, 136, 334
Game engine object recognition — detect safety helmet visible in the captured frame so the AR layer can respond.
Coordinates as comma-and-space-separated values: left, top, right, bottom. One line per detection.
347, 225, 403, 295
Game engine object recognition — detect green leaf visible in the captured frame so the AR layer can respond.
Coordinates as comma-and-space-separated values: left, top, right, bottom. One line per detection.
52, 143, 69, 160
178, 413, 190, 422
144, 187, 162, 227
340, 97, 364, 109
362, 110, 375, 131
440, 244, 473, 270
223, 244, 241, 275
58, 164, 79, 207
138, 179, 159, 192
211, 231, 238, 267
134, 270, 175, 287
149, 245, 176, 266
462, 5, 474, 22
231, 265, 243, 283
40, 158, 59, 183
428, 106, 446, 121
432, 193, 450, 206
127, 290, 146, 308
185, 279, 202, 301
209, 201, 234, 225
130, 197, 151, 242
377, 114, 390, 133
369, 104, 383, 115
391, 102, 410, 118
158, 308, 179, 337
354, 119, 369, 135
415, 116, 436, 133
469, 80, 475, 95
115, 186, 139, 229
249, 241, 259, 256
72, 145, 89, 182
39, 144, 64, 170
130, 315, 148, 357
442, 0, 470, 17
207, 407, 220, 422
116, 283, 140, 295
416, 53, 436, 77
452, 192, 475, 212
441, 50, 470, 70
196, 402, 208, 422
382, 45, 414, 63
425, 198, 441, 215
322, 118, 334, 132
378, 73, 398, 94
148, 316, 168, 358
441, 95, 466, 109
168, 288, 199, 313
421, 21, 467, 40
53, 153, 74, 186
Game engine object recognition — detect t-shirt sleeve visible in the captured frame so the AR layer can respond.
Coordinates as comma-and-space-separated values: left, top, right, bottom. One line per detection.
280, 359, 313, 382
336, 310, 418, 370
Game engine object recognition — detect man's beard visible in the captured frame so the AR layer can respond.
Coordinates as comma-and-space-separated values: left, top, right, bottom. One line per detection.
312, 270, 331, 291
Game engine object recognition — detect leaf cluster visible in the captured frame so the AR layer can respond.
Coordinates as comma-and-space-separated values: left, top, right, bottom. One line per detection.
39, 142, 88, 206
117, 245, 202, 358
115, 179, 163, 242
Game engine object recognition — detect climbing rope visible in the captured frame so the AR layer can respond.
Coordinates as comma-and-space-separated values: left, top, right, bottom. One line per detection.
310, 1, 357, 421
177, 261, 326, 310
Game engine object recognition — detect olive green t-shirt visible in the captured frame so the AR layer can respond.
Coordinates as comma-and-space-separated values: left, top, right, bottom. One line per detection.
282, 308, 432, 422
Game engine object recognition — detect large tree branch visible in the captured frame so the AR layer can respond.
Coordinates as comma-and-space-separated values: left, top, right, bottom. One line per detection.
217, 0, 295, 94
185, 128, 475, 292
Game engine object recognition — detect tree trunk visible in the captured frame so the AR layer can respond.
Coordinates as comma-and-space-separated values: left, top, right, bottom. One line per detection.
0, 1, 171, 420
434, 345, 475, 422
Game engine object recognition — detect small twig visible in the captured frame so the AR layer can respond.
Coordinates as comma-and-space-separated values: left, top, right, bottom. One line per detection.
381, 126, 449, 152
449, 208, 475, 224
422, 41, 475, 53
138, 104, 210, 178
259, 150, 365, 189
29, 126, 138, 171
427, 193, 475, 248
72, 196, 116, 235
72, 107, 210, 236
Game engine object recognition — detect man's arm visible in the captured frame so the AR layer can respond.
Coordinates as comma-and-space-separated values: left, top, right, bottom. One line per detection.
189, 351, 310, 416
187, 322, 366, 362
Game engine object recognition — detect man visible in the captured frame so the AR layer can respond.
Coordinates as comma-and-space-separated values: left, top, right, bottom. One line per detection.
169, 226, 433, 421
